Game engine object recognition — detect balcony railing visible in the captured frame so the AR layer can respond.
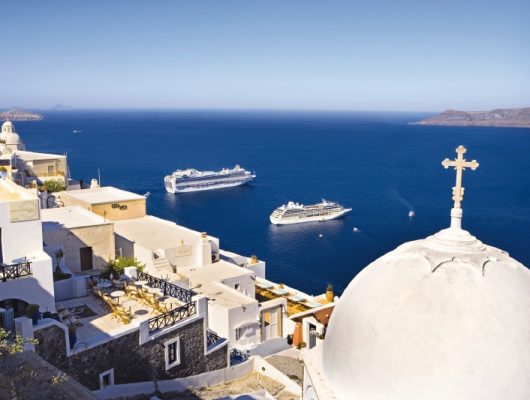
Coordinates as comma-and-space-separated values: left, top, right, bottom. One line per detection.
230, 348, 250, 365
147, 301, 197, 334
206, 329, 224, 347
0, 261, 32, 282
137, 271, 195, 304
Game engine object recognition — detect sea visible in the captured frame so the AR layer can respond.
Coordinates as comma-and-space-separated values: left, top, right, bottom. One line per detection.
16, 110, 530, 296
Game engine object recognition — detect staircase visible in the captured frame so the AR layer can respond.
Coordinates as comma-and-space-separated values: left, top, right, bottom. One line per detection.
153, 257, 173, 276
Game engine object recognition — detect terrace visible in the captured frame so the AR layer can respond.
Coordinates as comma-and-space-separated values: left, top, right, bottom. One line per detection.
55, 273, 198, 350
255, 278, 325, 316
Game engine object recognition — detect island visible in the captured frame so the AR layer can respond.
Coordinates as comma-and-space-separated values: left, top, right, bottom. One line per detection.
412, 107, 530, 128
0, 108, 43, 121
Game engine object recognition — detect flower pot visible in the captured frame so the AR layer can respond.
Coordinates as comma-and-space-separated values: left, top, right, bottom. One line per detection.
326, 290, 334, 302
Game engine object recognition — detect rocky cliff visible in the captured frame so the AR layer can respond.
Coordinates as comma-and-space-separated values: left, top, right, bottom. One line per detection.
412, 107, 530, 128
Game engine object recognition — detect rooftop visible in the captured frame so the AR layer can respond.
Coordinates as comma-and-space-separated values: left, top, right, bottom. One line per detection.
15, 150, 66, 161
180, 261, 256, 309
0, 179, 36, 202
60, 186, 145, 205
42, 206, 111, 230
115, 215, 210, 251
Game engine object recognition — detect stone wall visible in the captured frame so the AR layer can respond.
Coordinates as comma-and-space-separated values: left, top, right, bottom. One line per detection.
35, 318, 228, 390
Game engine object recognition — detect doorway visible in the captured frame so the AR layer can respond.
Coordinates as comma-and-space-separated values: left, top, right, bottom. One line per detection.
79, 247, 93, 271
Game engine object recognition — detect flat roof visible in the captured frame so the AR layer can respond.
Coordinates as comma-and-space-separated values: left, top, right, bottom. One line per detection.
61, 186, 145, 205
42, 206, 111, 230
15, 150, 66, 161
180, 261, 255, 308
114, 215, 209, 251
0, 179, 36, 202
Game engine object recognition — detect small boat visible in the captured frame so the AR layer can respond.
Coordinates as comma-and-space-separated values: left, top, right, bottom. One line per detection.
72, 130, 82, 133
353, 227, 360, 233
408, 210, 415, 218
318, 234, 324, 238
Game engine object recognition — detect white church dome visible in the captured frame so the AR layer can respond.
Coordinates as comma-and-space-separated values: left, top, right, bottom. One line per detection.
322, 206, 530, 399
2, 120, 13, 130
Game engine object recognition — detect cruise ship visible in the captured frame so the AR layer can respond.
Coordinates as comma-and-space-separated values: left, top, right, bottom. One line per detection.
164, 165, 255, 193
270, 200, 352, 225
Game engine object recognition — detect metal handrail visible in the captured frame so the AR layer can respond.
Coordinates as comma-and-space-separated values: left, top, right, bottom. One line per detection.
0, 261, 32, 282
206, 329, 223, 347
147, 301, 197, 334
137, 271, 195, 304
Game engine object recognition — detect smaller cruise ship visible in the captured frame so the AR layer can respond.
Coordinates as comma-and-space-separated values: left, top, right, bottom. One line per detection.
164, 165, 255, 193
270, 199, 352, 225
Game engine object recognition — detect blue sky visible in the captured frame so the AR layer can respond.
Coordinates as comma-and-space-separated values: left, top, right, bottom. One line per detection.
1, 0, 529, 111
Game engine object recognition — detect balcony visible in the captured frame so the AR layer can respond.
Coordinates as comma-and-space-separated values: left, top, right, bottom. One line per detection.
0, 261, 32, 282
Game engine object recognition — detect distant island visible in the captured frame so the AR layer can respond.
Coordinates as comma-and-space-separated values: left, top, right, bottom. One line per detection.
50, 103, 73, 110
412, 107, 530, 128
0, 108, 43, 121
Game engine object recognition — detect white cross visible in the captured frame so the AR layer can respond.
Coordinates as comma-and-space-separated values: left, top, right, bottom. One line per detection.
442, 145, 479, 209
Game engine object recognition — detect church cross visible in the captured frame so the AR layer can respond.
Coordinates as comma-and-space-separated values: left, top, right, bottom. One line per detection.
441, 145, 479, 209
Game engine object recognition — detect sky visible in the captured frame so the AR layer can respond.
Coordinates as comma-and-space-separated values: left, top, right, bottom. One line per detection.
1, 0, 529, 111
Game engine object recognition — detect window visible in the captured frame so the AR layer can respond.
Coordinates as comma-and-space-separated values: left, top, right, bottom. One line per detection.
99, 369, 114, 389
48, 165, 54, 175
164, 337, 180, 370
235, 324, 254, 340
234, 283, 240, 291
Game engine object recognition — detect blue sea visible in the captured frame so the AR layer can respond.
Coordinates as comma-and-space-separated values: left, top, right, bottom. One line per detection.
16, 110, 530, 296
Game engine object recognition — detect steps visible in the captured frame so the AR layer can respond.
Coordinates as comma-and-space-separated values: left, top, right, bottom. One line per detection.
153, 257, 173, 276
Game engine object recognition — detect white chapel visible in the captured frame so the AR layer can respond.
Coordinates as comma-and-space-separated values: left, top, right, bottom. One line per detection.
303, 146, 530, 400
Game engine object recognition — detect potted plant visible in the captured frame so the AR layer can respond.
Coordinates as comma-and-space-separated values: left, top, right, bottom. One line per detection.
68, 325, 77, 349
25, 304, 40, 325
326, 283, 334, 302
0, 166, 7, 179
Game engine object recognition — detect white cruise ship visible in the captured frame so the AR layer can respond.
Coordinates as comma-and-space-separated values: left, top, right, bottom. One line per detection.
270, 199, 352, 225
164, 165, 255, 193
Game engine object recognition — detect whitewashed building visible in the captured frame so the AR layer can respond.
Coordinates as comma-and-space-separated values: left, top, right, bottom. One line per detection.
0, 179, 55, 325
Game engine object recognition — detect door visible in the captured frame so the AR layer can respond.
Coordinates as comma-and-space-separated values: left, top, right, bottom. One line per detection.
79, 247, 93, 271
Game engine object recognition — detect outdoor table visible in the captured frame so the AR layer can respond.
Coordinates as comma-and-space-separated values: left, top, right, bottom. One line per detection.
110, 290, 125, 303
135, 280, 148, 287
97, 281, 112, 289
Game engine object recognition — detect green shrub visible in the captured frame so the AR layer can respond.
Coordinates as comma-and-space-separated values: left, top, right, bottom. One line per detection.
102, 257, 144, 278
41, 179, 65, 193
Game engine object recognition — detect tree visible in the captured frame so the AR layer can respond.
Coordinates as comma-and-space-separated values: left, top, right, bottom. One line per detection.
0, 328, 38, 357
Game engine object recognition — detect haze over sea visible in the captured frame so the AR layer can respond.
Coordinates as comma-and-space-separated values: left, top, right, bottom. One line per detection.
18, 110, 530, 295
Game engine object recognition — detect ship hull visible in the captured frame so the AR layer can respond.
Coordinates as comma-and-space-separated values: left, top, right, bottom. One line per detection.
270, 209, 352, 225
165, 175, 254, 193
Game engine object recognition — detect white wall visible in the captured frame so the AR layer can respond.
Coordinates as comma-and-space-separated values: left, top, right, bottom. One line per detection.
0, 200, 43, 263
0, 194, 55, 313
43, 224, 114, 273
0, 253, 55, 312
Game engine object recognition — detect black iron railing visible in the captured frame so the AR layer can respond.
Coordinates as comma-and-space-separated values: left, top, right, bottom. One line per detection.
147, 301, 197, 334
206, 329, 223, 347
0, 261, 32, 282
230, 348, 249, 365
137, 271, 195, 304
